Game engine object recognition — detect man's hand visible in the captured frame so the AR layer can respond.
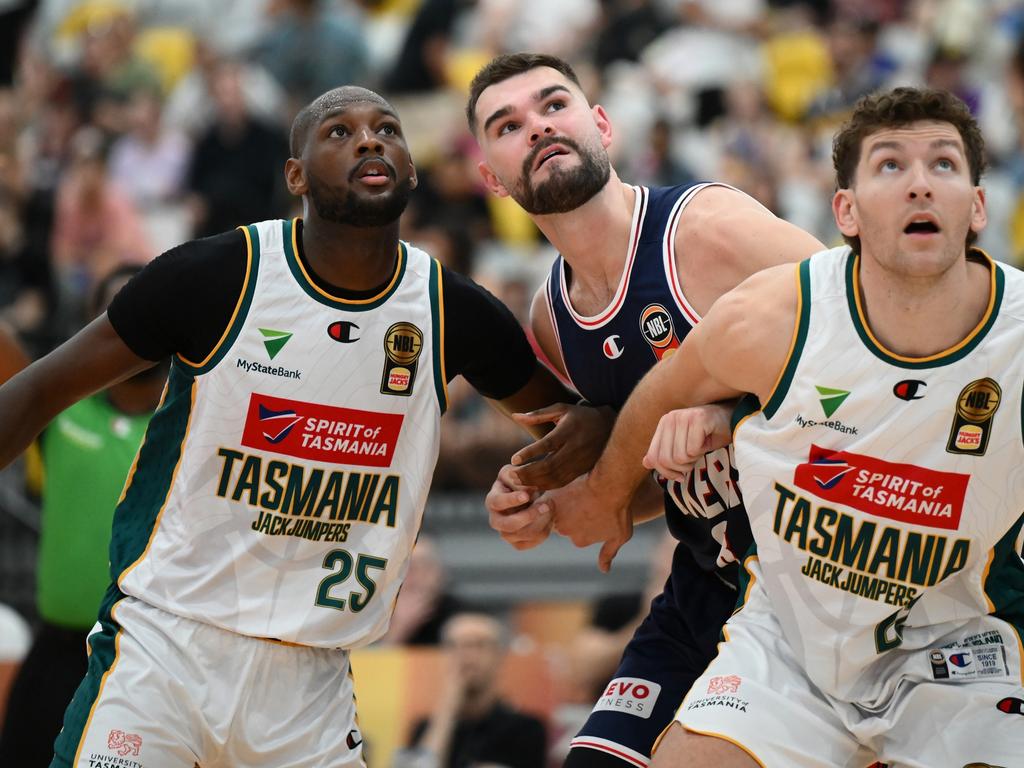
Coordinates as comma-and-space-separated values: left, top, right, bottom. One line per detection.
485, 463, 553, 550
547, 474, 633, 573
508, 403, 615, 490
643, 404, 734, 481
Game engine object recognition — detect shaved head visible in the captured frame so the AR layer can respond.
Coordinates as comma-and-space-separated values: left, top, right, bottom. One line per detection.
290, 86, 397, 157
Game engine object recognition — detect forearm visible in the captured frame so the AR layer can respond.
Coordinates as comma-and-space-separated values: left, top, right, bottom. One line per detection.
629, 476, 666, 524
586, 339, 732, 506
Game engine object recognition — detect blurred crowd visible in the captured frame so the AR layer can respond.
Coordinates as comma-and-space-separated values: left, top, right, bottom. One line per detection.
1, 0, 1024, 488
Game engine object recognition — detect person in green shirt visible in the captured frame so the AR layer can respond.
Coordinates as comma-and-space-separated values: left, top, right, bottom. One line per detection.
0, 265, 167, 765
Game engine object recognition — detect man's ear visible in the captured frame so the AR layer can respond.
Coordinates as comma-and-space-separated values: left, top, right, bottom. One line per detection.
593, 104, 613, 150
969, 185, 987, 236
408, 160, 418, 191
478, 161, 509, 198
285, 157, 307, 197
832, 188, 859, 238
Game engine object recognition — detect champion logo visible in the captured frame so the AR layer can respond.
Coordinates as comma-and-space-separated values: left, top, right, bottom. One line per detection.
948, 652, 971, 668
328, 321, 360, 343
258, 404, 303, 443
603, 334, 624, 359
997, 697, 1024, 716
893, 379, 926, 401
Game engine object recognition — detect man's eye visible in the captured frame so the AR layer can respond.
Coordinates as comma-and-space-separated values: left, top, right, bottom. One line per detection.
498, 122, 518, 136
380, 124, 397, 136
546, 101, 565, 113
881, 160, 899, 172
936, 158, 954, 171
329, 125, 348, 137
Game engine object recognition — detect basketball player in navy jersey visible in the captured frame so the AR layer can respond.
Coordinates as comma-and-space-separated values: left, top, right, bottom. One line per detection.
0, 85, 605, 768
467, 54, 824, 767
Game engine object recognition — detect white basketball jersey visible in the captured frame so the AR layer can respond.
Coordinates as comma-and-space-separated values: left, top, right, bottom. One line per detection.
112, 219, 446, 648
733, 246, 1024, 705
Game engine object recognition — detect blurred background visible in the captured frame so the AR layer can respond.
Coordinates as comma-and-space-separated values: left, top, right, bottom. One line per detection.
0, 0, 1023, 765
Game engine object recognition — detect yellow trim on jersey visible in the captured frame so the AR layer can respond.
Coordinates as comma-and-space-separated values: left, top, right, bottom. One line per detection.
117, 379, 198, 587
72, 604, 125, 768
677, 726, 769, 768
762, 263, 804, 407
850, 251, 997, 363
290, 218, 403, 305
177, 225, 255, 369
435, 259, 449, 410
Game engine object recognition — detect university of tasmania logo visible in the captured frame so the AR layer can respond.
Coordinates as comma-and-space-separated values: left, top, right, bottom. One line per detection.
946, 378, 1001, 456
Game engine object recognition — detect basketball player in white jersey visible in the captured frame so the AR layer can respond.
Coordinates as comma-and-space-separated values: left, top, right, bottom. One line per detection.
0, 86, 598, 768
545, 87, 1024, 767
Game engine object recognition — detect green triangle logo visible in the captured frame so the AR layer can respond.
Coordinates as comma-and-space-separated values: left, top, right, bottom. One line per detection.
259, 328, 293, 360
815, 385, 850, 418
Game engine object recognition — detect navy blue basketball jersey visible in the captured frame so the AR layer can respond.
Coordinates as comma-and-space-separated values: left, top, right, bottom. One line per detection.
546, 184, 702, 408
547, 183, 750, 573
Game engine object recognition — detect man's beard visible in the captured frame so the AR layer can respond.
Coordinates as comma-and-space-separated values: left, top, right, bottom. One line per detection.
511, 136, 611, 215
306, 169, 413, 227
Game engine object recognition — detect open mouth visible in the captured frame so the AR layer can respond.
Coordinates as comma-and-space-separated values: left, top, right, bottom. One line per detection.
353, 159, 393, 184
903, 218, 940, 235
535, 146, 570, 171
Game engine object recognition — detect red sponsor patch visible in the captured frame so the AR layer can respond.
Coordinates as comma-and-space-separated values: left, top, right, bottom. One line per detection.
794, 445, 968, 530
707, 675, 741, 695
241, 393, 403, 467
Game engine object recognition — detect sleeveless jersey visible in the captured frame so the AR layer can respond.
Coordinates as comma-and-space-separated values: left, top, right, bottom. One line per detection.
37, 395, 151, 628
547, 184, 745, 571
734, 246, 1024, 705
111, 219, 446, 649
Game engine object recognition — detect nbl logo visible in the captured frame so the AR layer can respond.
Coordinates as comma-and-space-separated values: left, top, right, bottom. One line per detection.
639, 304, 680, 361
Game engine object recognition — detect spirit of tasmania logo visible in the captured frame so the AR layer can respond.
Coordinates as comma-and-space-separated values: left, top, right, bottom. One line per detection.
793, 445, 969, 530
241, 393, 403, 467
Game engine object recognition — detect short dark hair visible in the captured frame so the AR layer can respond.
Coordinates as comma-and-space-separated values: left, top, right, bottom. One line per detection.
832, 87, 986, 252
290, 86, 395, 158
466, 52, 583, 135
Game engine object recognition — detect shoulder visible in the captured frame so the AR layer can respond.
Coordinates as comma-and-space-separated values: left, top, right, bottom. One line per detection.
697, 262, 802, 398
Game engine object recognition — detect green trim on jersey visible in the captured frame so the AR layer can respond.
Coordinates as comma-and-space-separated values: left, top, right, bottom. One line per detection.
429, 258, 448, 415
177, 223, 261, 376
720, 547, 759, 643
984, 512, 1024, 642
111, 364, 196, 584
52, 585, 126, 766
282, 219, 408, 311
731, 394, 762, 437
763, 259, 811, 420
845, 250, 1004, 369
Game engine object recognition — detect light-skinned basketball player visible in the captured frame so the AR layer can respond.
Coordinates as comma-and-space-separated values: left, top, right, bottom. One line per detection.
0, 85, 600, 768
546, 87, 1024, 767
467, 53, 824, 767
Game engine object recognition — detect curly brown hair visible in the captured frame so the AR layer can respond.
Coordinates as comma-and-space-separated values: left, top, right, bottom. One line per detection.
832, 87, 986, 251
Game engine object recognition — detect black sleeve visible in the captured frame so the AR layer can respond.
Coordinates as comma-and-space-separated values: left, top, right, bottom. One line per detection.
441, 267, 537, 400
106, 229, 248, 362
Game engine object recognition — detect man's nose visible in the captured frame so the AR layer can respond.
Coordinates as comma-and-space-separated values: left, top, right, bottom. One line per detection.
907, 162, 932, 200
355, 127, 383, 154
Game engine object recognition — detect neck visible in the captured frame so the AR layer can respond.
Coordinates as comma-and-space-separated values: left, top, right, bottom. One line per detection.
460, 688, 499, 721
531, 173, 635, 292
300, 214, 401, 291
856, 249, 991, 358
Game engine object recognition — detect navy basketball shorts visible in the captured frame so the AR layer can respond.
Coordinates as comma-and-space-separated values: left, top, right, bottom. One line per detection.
566, 544, 739, 767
